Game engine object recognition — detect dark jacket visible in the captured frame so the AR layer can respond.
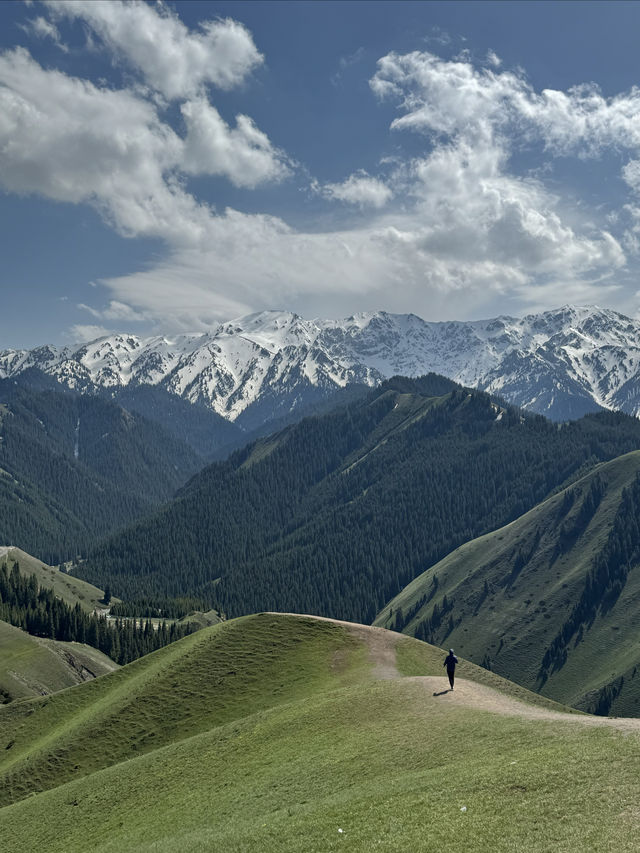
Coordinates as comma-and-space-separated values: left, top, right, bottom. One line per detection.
443, 653, 458, 672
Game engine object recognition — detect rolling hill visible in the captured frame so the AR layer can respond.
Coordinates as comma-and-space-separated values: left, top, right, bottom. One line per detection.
1, 613, 640, 852
375, 452, 640, 716
79, 377, 640, 622
0, 620, 118, 703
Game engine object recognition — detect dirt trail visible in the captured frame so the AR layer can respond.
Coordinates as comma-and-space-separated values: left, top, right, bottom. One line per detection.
276, 613, 640, 734
412, 676, 640, 733
273, 613, 403, 680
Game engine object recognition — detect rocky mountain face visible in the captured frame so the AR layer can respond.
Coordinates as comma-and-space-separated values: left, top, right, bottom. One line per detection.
2, 305, 640, 425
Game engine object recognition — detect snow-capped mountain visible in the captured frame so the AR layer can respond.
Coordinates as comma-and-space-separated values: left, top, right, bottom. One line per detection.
2, 305, 640, 426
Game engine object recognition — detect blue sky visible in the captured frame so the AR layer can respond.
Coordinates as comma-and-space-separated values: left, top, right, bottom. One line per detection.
3, 1, 640, 347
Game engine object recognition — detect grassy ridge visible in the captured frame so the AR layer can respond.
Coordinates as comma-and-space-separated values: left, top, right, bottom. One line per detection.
0, 615, 368, 806
1, 546, 109, 612
0, 620, 117, 702
375, 452, 640, 715
1, 614, 639, 852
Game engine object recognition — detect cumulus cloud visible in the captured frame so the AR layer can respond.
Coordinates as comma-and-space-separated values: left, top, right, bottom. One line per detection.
365, 48, 632, 310
319, 171, 393, 208
45, 0, 263, 99
0, 48, 290, 244
0, 47, 205, 244
370, 49, 640, 158
3, 18, 640, 334
181, 98, 291, 187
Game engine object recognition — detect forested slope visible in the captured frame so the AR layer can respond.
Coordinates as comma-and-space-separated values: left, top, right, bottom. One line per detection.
80, 376, 640, 622
375, 452, 640, 715
0, 381, 201, 562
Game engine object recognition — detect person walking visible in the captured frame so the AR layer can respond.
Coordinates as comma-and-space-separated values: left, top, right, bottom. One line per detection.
443, 648, 458, 690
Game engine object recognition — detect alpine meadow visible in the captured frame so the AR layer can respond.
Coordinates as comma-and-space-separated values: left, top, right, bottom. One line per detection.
4, 2, 640, 851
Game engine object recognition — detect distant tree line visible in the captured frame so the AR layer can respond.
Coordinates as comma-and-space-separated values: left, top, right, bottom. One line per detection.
110, 595, 208, 619
0, 562, 195, 664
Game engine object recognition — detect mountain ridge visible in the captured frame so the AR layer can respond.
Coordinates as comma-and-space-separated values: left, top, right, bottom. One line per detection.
77, 378, 640, 624
2, 304, 640, 425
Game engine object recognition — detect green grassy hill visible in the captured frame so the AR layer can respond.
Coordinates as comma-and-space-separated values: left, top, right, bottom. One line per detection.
0, 546, 111, 613
2, 613, 640, 852
0, 620, 118, 703
0, 546, 118, 701
375, 451, 640, 716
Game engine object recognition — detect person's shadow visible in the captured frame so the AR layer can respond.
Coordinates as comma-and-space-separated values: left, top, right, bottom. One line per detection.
433, 689, 450, 696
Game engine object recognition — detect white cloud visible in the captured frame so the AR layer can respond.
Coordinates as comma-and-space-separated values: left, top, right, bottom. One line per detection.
45, 0, 263, 99
370, 49, 640, 158
402, 139, 624, 277
2, 26, 638, 335
68, 324, 114, 343
181, 97, 291, 188
94, 48, 628, 330
319, 171, 393, 209
78, 300, 152, 323
22, 15, 68, 52
92, 200, 623, 334
0, 48, 289, 244
331, 47, 365, 86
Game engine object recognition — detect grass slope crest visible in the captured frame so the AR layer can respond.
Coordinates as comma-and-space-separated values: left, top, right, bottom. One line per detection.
2, 613, 640, 853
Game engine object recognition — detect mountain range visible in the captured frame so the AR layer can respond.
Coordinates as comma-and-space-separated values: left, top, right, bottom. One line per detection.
78, 377, 640, 624
3, 305, 640, 434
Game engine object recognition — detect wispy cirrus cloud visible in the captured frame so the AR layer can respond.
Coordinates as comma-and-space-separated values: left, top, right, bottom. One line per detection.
20, 15, 68, 52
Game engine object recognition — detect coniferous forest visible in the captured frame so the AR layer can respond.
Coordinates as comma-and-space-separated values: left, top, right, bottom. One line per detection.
78, 377, 640, 624
0, 379, 201, 563
0, 561, 194, 665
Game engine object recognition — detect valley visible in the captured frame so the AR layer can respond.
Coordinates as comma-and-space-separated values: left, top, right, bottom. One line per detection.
3, 320, 640, 849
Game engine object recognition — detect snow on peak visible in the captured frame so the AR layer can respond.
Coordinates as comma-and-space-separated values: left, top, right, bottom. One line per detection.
3, 305, 640, 422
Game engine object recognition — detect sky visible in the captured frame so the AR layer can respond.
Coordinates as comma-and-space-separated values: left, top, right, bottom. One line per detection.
3, 1, 640, 347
